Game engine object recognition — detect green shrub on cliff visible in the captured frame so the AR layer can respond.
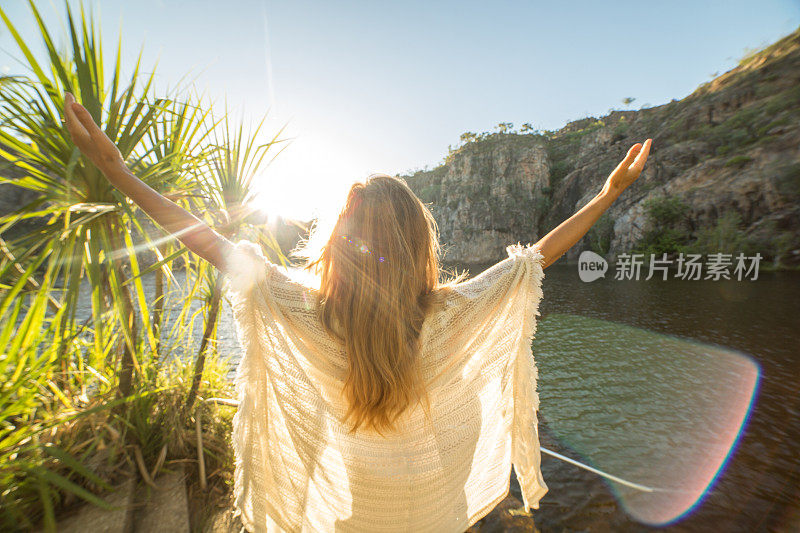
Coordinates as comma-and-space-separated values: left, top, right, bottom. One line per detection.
612, 120, 630, 139
633, 195, 693, 256
587, 213, 614, 256
418, 185, 439, 203
548, 159, 573, 183
765, 229, 798, 268
772, 160, 800, 199
687, 211, 758, 256
724, 155, 753, 167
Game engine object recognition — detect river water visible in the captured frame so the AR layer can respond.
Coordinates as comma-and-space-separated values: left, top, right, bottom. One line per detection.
496, 263, 800, 532
72, 262, 800, 532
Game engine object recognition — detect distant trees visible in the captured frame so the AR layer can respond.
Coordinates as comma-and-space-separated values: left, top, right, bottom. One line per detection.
449, 120, 551, 159
459, 131, 478, 143
454, 121, 542, 148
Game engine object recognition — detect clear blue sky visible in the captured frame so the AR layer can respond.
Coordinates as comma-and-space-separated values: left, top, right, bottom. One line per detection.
2, 0, 798, 219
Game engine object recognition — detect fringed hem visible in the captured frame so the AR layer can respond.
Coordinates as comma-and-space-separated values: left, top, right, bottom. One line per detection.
230, 274, 260, 533
226, 240, 290, 533
508, 241, 549, 512
505, 241, 545, 263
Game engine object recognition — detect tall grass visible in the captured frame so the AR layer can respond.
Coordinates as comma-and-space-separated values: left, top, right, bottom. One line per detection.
0, 2, 287, 528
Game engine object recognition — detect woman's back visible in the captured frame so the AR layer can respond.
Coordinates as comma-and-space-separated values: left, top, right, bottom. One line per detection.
227, 239, 548, 532
59, 96, 650, 532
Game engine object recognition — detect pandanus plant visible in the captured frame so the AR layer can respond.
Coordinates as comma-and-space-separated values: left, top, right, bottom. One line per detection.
0, 2, 289, 527
182, 111, 288, 412
0, 272, 114, 531
0, 2, 168, 395
0, 2, 210, 396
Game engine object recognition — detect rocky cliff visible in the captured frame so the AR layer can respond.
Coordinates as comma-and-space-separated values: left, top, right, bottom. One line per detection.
405, 28, 800, 266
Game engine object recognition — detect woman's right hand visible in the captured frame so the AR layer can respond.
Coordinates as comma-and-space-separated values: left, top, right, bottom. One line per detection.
63, 92, 126, 174
603, 139, 652, 194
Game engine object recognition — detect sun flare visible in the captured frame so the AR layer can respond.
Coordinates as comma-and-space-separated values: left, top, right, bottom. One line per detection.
252, 133, 374, 222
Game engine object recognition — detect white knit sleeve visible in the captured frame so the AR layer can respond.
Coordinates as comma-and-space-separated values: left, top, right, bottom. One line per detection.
505, 242, 545, 296
223, 239, 280, 298
506, 242, 549, 511
225, 240, 289, 531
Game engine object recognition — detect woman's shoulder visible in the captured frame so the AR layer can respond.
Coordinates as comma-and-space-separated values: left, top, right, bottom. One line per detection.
423, 244, 544, 317
435, 256, 517, 301
226, 239, 322, 307
267, 265, 324, 311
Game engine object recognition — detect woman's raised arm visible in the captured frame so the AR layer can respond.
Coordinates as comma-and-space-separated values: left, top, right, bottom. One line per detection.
63, 92, 233, 271
534, 139, 652, 269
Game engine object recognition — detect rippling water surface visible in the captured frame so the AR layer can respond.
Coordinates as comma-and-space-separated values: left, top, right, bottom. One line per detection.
503, 263, 800, 532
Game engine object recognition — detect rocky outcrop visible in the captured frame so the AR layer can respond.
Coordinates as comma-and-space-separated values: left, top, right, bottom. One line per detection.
405, 27, 800, 266
411, 141, 550, 263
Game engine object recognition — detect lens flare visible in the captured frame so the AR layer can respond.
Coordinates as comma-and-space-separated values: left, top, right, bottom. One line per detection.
534, 313, 760, 526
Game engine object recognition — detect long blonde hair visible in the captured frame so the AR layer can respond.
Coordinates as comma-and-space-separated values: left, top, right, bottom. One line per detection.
299, 174, 463, 435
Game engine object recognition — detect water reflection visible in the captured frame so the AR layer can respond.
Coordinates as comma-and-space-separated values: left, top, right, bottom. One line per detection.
527, 263, 800, 531
534, 313, 759, 526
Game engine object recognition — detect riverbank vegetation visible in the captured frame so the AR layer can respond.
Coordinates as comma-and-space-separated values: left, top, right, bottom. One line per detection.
0, 3, 285, 529
631, 194, 792, 265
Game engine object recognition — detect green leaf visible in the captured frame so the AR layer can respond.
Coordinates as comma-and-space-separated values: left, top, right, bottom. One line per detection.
41, 444, 111, 490
30, 465, 113, 510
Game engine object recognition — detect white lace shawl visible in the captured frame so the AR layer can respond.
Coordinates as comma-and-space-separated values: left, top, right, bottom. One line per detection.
224, 240, 548, 532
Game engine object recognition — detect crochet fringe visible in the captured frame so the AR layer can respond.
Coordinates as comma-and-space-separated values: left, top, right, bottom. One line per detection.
226, 241, 290, 533
506, 242, 549, 512
230, 289, 258, 532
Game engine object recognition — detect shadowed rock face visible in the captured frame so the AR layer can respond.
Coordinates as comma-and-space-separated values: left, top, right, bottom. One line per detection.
0, 164, 40, 241
418, 142, 550, 264
405, 28, 800, 265
0, 180, 38, 216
